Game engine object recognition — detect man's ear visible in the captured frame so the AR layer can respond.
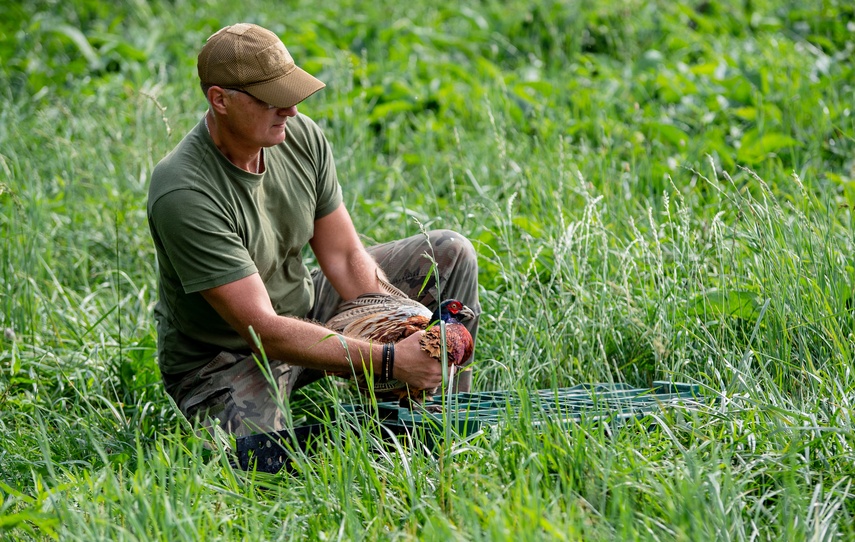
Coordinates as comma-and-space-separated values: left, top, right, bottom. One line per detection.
207, 86, 230, 115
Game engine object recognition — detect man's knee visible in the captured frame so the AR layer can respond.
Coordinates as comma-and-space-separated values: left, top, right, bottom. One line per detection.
427, 229, 477, 269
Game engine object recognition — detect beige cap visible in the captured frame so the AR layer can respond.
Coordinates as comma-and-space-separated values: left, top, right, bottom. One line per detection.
197, 23, 325, 108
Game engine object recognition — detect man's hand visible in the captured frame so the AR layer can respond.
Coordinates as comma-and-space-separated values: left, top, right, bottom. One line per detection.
391, 332, 444, 390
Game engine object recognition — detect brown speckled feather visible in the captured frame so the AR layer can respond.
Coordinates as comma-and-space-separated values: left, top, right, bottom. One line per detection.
420, 324, 474, 367
326, 292, 432, 343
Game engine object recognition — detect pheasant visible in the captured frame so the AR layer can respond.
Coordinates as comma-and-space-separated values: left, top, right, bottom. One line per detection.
326, 280, 474, 406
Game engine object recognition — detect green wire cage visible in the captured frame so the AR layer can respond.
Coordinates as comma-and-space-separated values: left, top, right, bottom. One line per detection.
236, 381, 713, 474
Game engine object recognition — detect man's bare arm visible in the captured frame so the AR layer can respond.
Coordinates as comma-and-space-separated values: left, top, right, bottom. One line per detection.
200, 272, 442, 388
309, 203, 386, 301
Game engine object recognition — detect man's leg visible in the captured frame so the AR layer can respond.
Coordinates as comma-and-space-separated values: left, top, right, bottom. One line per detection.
167, 351, 299, 438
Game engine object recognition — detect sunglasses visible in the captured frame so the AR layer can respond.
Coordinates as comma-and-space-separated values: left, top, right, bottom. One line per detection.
222, 87, 278, 110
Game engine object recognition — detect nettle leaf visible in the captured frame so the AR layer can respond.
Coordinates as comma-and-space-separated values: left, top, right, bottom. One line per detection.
733, 106, 757, 121
737, 131, 801, 163
688, 289, 762, 321
643, 122, 688, 148
512, 215, 544, 237
50, 23, 101, 68
368, 100, 418, 122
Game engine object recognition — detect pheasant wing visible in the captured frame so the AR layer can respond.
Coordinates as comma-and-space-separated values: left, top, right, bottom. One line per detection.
326, 292, 432, 342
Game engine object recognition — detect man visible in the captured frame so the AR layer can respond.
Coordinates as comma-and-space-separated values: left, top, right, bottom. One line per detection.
147, 23, 479, 438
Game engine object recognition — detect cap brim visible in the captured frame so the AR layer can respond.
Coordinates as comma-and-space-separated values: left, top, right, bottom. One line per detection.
244, 67, 325, 109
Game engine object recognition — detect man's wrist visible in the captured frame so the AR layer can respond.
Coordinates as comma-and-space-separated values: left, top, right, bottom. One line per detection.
381, 343, 395, 382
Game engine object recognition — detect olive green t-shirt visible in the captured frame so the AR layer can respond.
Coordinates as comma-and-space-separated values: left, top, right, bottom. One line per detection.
147, 113, 342, 376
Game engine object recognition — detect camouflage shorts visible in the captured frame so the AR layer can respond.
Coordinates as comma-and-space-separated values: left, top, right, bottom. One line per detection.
170, 350, 294, 439
169, 229, 480, 438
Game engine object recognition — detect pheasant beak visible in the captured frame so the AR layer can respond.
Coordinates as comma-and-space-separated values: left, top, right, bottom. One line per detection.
458, 305, 476, 322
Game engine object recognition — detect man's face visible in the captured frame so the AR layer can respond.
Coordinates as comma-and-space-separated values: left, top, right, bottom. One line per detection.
221, 88, 298, 148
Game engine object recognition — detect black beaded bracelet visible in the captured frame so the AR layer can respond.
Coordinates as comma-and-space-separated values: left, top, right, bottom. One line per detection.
381, 343, 393, 383
387, 343, 395, 381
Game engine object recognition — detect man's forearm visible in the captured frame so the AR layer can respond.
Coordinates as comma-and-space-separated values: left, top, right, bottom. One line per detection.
250, 312, 384, 374
248, 313, 443, 391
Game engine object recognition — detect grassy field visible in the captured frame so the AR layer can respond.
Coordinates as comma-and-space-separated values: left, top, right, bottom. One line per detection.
2, 0, 854, 539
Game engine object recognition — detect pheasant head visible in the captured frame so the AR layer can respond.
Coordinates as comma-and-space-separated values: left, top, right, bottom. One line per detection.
431, 299, 476, 326
420, 299, 474, 367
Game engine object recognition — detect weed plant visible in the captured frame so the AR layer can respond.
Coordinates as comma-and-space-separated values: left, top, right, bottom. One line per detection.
1, 0, 854, 539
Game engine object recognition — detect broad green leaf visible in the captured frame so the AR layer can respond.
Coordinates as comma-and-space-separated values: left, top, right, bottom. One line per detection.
733, 107, 757, 121
512, 216, 544, 237
368, 100, 418, 122
738, 132, 801, 163
644, 122, 688, 148
49, 24, 100, 68
688, 289, 762, 321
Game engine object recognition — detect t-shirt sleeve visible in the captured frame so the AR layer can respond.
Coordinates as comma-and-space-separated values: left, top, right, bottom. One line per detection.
149, 189, 257, 293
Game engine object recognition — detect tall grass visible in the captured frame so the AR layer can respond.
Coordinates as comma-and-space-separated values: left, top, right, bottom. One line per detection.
2, 0, 854, 539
